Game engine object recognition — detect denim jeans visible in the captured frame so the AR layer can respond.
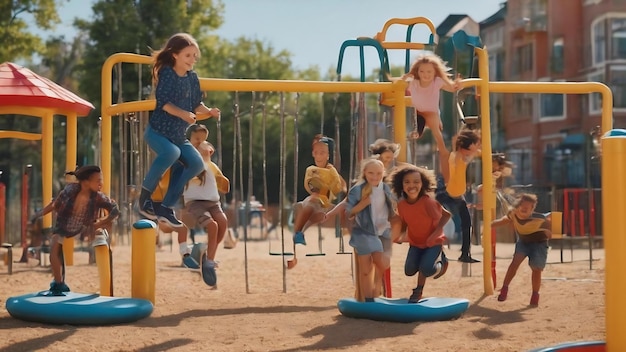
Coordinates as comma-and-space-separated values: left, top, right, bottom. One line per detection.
142, 125, 204, 207
404, 245, 442, 277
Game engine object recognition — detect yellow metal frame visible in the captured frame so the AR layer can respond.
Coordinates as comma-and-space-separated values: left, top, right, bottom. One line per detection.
374, 17, 437, 50
102, 46, 620, 347
0, 106, 81, 230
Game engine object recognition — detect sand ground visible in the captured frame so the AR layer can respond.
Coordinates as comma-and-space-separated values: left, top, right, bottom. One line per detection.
0, 227, 605, 352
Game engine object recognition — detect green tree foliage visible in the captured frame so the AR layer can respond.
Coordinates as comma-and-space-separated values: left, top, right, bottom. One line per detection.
0, 0, 61, 62
75, 0, 225, 108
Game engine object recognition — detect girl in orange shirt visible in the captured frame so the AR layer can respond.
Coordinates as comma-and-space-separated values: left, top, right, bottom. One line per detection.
390, 164, 451, 303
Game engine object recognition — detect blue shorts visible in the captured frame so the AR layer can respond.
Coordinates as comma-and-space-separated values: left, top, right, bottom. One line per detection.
515, 240, 548, 270
350, 233, 391, 255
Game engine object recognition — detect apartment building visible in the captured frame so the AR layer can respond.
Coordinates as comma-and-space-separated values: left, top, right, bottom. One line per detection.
480, 0, 625, 187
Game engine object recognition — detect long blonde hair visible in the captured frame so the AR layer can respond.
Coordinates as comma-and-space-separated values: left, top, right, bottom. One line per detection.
355, 158, 385, 198
408, 54, 454, 85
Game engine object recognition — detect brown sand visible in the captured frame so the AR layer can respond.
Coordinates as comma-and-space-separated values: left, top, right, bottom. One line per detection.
0, 228, 605, 352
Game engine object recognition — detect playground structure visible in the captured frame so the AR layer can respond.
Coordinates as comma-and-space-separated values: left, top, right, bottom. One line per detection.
0, 15, 618, 347
97, 17, 619, 348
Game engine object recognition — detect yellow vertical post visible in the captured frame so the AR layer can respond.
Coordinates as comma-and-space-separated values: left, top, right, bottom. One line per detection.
65, 113, 77, 179
392, 80, 408, 162
131, 219, 156, 304
475, 47, 494, 295
62, 113, 79, 266
602, 130, 626, 351
101, 57, 113, 196
41, 113, 53, 230
62, 237, 74, 266
93, 229, 112, 296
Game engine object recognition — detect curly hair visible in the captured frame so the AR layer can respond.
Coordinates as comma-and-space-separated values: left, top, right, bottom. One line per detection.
455, 129, 481, 150
388, 164, 435, 200
408, 54, 454, 85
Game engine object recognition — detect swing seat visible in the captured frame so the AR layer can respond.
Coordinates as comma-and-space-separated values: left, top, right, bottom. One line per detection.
305, 252, 326, 257
461, 115, 479, 126
269, 252, 294, 256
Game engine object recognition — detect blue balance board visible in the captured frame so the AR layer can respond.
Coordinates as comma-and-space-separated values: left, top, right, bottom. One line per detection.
337, 296, 470, 323
6, 292, 153, 325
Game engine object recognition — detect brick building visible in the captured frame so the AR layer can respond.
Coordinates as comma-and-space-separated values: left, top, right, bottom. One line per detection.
479, 0, 625, 187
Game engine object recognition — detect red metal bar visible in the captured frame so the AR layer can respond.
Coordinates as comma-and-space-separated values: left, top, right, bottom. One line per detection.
570, 209, 576, 236
579, 209, 585, 237
491, 226, 496, 289
563, 189, 570, 235
19, 166, 31, 263
21, 169, 28, 258
0, 182, 5, 244
572, 189, 585, 236
590, 191, 597, 237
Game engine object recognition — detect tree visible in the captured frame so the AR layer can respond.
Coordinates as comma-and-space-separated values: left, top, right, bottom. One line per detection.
0, 0, 61, 62
75, 0, 225, 109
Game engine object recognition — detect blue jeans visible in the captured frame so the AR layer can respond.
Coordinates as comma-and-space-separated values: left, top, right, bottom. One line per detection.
142, 125, 204, 207
404, 245, 442, 277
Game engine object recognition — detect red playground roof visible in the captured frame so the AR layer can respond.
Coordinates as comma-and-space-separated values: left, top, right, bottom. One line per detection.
0, 62, 94, 116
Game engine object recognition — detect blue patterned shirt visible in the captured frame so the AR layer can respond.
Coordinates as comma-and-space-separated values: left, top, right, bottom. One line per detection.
149, 66, 202, 145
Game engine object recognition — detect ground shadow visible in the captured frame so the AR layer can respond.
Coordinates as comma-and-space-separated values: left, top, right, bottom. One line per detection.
273, 314, 421, 352
134, 338, 194, 352
463, 294, 533, 339
0, 329, 76, 352
140, 305, 336, 328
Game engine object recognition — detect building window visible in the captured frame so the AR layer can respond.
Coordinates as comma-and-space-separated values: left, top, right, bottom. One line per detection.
513, 94, 533, 117
508, 149, 533, 185
612, 18, 626, 59
512, 44, 533, 76
540, 94, 565, 119
496, 52, 505, 81
489, 51, 505, 81
593, 20, 606, 65
588, 72, 604, 114
551, 38, 564, 74
610, 66, 626, 109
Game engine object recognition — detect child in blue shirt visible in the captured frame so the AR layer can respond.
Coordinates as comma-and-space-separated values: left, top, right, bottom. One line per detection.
137, 33, 220, 228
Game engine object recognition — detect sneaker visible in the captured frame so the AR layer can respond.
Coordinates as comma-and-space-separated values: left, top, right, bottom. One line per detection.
139, 198, 157, 220
530, 292, 540, 306
155, 204, 184, 228
293, 231, 307, 246
49, 280, 71, 292
433, 253, 449, 280
182, 254, 200, 269
201, 254, 217, 287
48, 280, 71, 296
408, 287, 423, 303
497, 286, 508, 302
458, 254, 480, 263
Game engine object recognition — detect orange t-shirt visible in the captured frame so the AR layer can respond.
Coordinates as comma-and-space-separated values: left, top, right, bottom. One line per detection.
397, 195, 445, 248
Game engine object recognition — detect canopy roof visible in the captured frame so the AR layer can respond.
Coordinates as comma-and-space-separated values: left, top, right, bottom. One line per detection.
0, 62, 94, 116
